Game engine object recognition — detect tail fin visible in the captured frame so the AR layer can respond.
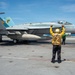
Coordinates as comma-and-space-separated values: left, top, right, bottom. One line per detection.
0, 17, 8, 34
0, 17, 9, 28
4, 17, 15, 27
0, 17, 15, 34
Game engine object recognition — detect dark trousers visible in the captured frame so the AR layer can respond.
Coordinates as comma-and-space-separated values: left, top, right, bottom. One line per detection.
52, 45, 61, 60
62, 38, 66, 45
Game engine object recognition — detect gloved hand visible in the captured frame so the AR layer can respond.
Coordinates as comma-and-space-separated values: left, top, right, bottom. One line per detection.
62, 25, 64, 27
51, 25, 53, 27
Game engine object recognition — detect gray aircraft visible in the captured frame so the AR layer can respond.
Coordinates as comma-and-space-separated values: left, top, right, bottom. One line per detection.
0, 17, 75, 43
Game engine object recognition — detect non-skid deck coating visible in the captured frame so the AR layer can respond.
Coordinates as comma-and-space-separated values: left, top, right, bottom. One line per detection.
0, 36, 75, 75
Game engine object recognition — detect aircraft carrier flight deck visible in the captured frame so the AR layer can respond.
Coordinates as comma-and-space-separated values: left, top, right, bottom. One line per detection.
0, 36, 75, 75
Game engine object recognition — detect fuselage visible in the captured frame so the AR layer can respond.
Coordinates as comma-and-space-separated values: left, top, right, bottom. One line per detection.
6, 22, 75, 41
0, 17, 75, 41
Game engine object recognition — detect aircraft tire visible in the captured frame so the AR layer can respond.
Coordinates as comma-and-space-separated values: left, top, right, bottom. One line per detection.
13, 39, 19, 43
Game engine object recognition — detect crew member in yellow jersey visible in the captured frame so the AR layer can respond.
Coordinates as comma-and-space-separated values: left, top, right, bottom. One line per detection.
50, 25, 65, 63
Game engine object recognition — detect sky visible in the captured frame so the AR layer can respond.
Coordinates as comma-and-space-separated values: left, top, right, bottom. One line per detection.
0, 0, 75, 24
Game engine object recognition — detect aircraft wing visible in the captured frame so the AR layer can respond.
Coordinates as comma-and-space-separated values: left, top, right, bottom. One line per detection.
6, 26, 28, 31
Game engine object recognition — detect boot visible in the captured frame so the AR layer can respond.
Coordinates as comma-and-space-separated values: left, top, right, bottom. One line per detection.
51, 58, 55, 63
58, 58, 61, 63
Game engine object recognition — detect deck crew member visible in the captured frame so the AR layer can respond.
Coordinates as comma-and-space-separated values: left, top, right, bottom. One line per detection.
50, 25, 65, 63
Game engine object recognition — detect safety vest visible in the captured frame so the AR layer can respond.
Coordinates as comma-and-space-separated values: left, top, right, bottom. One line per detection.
52, 33, 62, 45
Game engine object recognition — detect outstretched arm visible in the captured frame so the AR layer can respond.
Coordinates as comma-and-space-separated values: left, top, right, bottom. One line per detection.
60, 25, 65, 36
50, 25, 54, 36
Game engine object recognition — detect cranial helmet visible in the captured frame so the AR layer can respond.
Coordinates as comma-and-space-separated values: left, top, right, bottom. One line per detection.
55, 28, 60, 33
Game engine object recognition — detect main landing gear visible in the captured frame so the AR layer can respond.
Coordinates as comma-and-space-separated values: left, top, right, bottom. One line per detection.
13, 39, 19, 43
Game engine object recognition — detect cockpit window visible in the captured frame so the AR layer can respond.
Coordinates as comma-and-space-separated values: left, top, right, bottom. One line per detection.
64, 22, 72, 25
58, 21, 72, 25
58, 21, 63, 24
